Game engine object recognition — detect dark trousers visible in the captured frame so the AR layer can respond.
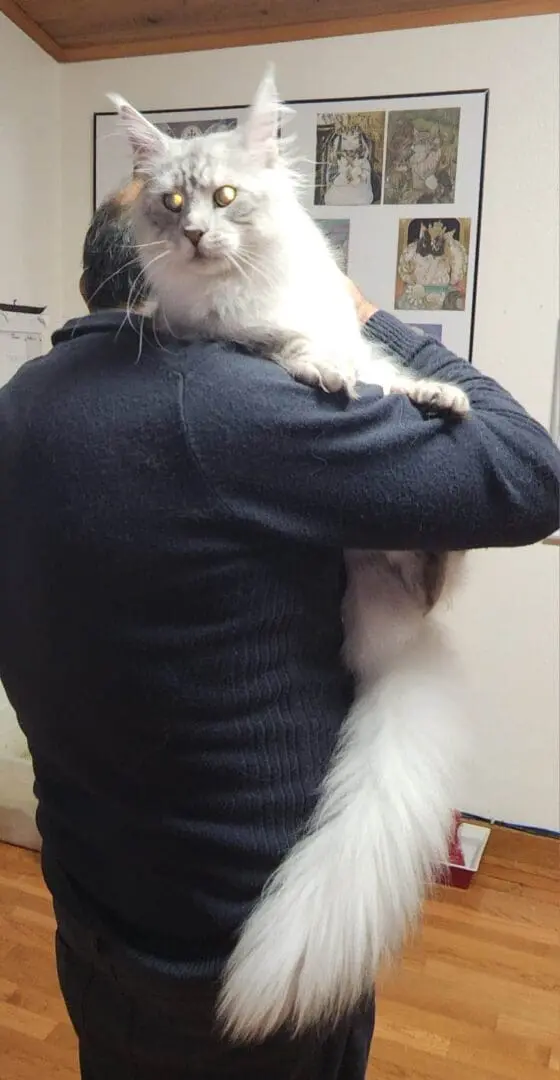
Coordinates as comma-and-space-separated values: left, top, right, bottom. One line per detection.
55, 911, 375, 1079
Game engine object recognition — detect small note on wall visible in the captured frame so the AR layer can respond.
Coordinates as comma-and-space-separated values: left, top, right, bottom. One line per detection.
0, 307, 47, 388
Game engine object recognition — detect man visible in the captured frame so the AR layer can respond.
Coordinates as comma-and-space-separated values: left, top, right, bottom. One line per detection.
79, 179, 147, 311
0, 189, 558, 1080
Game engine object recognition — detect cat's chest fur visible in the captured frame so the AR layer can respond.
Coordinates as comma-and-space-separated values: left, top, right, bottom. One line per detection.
154, 231, 373, 387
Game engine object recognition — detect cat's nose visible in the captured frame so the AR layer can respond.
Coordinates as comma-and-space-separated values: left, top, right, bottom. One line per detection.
184, 228, 205, 248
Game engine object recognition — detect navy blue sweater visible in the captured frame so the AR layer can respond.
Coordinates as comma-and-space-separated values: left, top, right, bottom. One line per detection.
0, 311, 558, 973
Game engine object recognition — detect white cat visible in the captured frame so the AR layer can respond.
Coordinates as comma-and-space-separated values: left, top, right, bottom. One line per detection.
111, 72, 467, 1042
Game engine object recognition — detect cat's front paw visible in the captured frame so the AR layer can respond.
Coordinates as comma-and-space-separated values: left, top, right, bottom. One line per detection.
390, 376, 469, 418
278, 350, 357, 398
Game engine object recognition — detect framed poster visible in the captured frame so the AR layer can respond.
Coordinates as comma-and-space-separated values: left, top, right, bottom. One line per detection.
94, 89, 488, 359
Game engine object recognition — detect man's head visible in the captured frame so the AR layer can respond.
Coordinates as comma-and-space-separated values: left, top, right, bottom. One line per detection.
80, 179, 147, 312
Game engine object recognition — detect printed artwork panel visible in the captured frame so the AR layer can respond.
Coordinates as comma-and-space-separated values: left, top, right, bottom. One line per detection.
157, 118, 238, 139
384, 108, 460, 205
395, 218, 471, 312
314, 112, 386, 207
315, 219, 351, 272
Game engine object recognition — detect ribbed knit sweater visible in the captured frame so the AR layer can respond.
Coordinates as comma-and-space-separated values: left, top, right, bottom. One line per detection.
0, 310, 558, 974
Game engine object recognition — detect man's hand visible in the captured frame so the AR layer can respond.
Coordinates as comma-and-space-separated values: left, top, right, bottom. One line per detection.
344, 277, 378, 325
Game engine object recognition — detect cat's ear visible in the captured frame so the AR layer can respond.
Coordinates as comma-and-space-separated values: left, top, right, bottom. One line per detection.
108, 93, 168, 173
243, 69, 282, 167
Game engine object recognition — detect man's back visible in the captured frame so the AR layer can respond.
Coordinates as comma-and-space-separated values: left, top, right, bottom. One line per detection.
2, 300, 559, 1078
0, 311, 351, 966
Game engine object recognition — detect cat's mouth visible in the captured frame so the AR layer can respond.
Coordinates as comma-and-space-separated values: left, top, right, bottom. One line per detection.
185, 243, 212, 264
186, 248, 229, 276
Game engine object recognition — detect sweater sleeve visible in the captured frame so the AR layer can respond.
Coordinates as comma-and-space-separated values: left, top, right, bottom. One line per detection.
180, 317, 560, 552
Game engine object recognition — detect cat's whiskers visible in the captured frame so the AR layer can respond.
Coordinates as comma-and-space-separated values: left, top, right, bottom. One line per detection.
125, 274, 146, 316
84, 255, 150, 311
151, 315, 177, 356
135, 240, 168, 251
135, 312, 146, 365
121, 278, 146, 340
158, 304, 181, 342
126, 250, 170, 325
118, 249, 171, 351
225, 252, 252, 285
234, 249, 275, 288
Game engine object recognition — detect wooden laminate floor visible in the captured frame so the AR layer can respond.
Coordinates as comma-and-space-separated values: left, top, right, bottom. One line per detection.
0, 826, 558, 1079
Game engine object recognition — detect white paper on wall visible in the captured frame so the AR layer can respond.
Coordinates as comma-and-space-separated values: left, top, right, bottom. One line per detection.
0, 308, 47, 387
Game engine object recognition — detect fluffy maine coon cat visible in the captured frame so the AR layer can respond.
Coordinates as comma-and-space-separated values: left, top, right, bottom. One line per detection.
110, 72, 467, 1042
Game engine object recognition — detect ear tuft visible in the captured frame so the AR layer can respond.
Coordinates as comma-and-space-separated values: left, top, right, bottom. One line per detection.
108, 93, 168, 173
243, 66, 285, 167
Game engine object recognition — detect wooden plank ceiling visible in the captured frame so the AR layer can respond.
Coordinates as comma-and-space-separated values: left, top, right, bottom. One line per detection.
0, 0, 558, 62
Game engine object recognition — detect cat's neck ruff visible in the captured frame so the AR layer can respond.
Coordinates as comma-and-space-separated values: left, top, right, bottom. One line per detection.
149, 251, 285, 338
147, 202, 339, 340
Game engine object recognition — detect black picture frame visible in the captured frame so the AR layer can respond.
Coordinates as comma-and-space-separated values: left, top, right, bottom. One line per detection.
93, 88, 489, 361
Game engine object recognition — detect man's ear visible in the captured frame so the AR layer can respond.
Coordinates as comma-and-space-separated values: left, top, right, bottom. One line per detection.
79, 271, 89, 310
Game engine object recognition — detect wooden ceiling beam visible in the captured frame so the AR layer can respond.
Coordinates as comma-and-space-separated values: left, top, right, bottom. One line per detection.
0, 0, 64, 60
1, 0, 559, 63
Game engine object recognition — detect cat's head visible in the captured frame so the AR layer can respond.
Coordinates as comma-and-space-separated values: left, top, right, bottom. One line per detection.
109, 71, 297, 300
417, 221, 449, 256
342, 129, 370, 158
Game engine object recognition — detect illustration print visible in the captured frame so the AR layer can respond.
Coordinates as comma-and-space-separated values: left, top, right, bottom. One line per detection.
384, 109, 460, 205
395, 218, 470, 311
157, 118, 238, 139
315, 112, 386, 206
315, 218, 351, 272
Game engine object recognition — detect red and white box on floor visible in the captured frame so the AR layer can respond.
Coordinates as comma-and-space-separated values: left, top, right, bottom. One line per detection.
440, 811, 491, 889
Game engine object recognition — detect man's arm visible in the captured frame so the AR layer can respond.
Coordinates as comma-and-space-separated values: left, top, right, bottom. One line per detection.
181, 319, 560, 552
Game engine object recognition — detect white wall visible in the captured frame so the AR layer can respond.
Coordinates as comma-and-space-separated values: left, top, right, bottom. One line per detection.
14, 14, 560, 830
0, 15, 61, 842
0, 12, 61, 738
0, 13, 62, 327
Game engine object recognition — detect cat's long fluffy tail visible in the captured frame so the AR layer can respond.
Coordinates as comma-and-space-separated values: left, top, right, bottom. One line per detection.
217, 623, 464, 1042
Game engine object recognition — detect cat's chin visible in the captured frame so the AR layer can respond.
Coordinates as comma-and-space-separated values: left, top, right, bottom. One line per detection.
186, 253, 231, 278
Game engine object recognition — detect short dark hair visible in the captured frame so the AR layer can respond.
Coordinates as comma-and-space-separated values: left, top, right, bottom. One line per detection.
80, 181, 147, 312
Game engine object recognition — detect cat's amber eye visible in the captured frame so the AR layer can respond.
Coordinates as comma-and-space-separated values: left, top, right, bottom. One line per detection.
213, 185, 237, 208
162, 191, 184, 213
